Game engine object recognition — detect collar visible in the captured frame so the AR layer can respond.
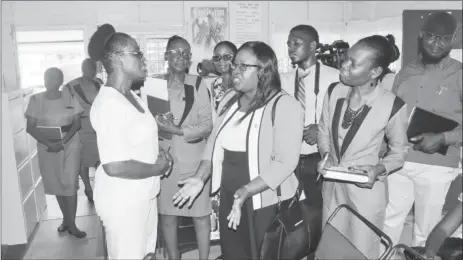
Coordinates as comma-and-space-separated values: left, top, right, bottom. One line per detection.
417, 53, 451, 71
297, 63, 317, 78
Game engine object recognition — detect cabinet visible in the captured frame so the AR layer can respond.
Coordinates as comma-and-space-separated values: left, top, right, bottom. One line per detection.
1, 90, 47, 245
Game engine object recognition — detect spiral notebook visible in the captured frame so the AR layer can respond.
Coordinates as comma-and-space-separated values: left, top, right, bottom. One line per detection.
323, 166, 369, 183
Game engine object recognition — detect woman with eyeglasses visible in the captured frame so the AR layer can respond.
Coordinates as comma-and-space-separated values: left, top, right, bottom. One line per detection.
87, 24, 173, 259
155, 35, 213, 260
172, 41, 304, 260
209, 41, 238, 120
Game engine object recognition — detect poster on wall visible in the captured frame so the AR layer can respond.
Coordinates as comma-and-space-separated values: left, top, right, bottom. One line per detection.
230, 1, 263, 47
191, 7, 228, 52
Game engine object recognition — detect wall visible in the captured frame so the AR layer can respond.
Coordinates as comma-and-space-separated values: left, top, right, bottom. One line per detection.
2, 1, 461, 91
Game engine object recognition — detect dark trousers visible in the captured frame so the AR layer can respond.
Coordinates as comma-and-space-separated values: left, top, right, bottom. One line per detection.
296, 153, 323, 207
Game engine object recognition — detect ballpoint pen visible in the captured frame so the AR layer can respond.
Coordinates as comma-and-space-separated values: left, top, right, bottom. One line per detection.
317, 153, 329, 183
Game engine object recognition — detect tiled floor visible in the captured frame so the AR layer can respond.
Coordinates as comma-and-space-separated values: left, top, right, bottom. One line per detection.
21, 175, 424, 260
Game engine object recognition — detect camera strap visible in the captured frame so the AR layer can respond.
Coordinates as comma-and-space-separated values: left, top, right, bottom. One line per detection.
294, 62, 320, 124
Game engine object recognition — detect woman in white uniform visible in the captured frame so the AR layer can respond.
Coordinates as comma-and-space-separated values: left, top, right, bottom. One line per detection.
88, 24, 173, 259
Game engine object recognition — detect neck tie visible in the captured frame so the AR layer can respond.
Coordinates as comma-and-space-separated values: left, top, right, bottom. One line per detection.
296, 71, 310, 116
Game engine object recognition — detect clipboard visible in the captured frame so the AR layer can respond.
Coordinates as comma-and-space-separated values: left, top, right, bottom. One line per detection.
140, 77, 172, 140
37, 126, 63, 141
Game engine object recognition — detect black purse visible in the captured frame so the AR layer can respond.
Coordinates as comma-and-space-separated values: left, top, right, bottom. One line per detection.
259, 185, 322, 260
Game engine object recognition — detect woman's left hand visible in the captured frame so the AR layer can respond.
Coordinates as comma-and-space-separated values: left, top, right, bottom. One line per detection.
349, 165, 380, 189
227, 186, 248, 230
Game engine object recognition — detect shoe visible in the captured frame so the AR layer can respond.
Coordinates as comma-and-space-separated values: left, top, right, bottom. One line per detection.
68, 229, 87, 239
85, 189, 94, 203
57, 223, 69, 232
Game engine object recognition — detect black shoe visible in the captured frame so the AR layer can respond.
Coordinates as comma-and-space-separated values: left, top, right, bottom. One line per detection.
68, 229, 87, 239
57, 223, 68, 232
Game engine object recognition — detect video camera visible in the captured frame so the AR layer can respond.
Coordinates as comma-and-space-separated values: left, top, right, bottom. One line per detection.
316, 40, 350, 69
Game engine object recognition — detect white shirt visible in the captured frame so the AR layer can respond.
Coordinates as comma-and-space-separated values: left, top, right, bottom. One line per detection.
219, 110, 251, 152
281, 63, 340, 155
90, 86, 160, 202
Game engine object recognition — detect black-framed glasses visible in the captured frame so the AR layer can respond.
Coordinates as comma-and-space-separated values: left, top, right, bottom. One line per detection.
119, 51, 144, 59
420, 31, 455, 43
231, 63, 259, 72
165, 49, 192, 60
212, 53, 234, 62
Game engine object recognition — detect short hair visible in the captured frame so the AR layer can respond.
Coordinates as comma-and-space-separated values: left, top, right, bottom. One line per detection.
290, 24, 320, 44
422, 11, 458, 35
166, 35, 190, 50
357, 34, 401, 82
214, 41, 238, 54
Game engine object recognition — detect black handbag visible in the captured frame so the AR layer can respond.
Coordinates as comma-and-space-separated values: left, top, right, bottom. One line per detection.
259, 186, 322, 260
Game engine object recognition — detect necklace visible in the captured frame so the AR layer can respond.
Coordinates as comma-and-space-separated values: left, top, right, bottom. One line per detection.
341, 105, 364, 129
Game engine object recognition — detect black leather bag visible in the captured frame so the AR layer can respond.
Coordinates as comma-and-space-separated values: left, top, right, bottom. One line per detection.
259, 187, 322, 260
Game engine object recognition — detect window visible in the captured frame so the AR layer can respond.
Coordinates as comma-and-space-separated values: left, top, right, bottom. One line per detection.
15, 29, 85, 89
99, 34, 173, 82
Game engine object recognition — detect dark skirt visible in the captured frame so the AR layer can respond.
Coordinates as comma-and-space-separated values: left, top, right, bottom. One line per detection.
219, 149, 278, 260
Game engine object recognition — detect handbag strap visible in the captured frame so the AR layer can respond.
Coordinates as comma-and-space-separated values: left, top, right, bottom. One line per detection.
274, 94, 302, 202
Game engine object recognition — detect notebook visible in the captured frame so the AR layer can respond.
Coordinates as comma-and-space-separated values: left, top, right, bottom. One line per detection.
141, 77, 172, 140
407, 107, 458, 155
37, 126, 63, 141
323, 166, 369, 183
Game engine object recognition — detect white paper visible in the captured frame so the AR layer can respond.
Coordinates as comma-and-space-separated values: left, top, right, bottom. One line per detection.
450, 49, 462, 62
229, 2, 263, 47
140, 77, 169, 101
324, 166, 369, 183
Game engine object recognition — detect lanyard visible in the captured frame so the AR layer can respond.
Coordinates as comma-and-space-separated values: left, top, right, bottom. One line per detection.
294, 62, 321, 124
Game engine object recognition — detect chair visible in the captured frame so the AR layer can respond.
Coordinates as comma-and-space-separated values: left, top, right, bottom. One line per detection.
314, 204, 393, 260
386, 244, 426, 260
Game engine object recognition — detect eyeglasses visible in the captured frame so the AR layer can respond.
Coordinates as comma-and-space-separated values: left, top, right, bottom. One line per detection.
231, 63, 259, 72
212, 54, 234, 62
421, 31, 455, 43
166, 49, 192, 60
120, 51, 144, 59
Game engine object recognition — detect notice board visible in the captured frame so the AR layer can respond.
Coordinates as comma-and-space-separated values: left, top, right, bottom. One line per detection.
402, 10, 462, 67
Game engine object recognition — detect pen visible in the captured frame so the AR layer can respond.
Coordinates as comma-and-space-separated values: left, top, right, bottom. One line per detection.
438, 85, 445, 95
317, 153, 329, 183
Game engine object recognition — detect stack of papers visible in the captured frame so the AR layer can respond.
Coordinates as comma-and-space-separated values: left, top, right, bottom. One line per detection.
323, 166, 369, 183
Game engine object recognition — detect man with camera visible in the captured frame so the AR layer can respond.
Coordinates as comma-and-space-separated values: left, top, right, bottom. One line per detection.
280, 25, 339, 205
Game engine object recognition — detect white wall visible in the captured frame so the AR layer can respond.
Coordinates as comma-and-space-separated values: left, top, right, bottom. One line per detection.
2, 1, 461, 92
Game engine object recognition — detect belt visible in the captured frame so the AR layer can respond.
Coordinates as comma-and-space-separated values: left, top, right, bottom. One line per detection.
299, 152, 320, 159
61, 124, 72, 133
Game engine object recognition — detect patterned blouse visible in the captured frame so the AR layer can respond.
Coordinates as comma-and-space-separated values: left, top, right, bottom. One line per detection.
211, 77, 232, 111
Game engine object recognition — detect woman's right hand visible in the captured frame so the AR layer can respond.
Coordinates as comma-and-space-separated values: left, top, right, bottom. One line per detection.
156, 148, 173, 176
172, 177, 205, 208
46, 141, 64, 153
